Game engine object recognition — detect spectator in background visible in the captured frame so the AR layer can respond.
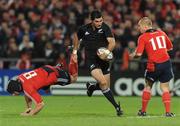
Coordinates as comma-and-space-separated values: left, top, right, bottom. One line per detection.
33, 25, 48, 58
0, 22, 11, 45
49, 16, 67, 37
112, 41, 124, 71
174, 42, 180, 71
33, 35, 46, 58
45, 42, 54, 58
52, 28, 64, 51
27, 11, 41, 33
16, 51, 31, 70
6, 38, 19, 69
121, 41, 138, 71
6, 37, 19, 58
16, 20, 36, 44
19, 34, 34, 52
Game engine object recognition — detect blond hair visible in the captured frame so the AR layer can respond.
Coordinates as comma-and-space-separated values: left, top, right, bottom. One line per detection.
138, 17, 152, 27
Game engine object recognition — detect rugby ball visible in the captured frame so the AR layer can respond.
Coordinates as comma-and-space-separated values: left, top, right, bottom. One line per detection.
97, 47, 113, 61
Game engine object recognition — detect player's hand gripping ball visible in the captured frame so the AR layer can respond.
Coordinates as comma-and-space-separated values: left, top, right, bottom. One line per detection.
97, 47, 113, 61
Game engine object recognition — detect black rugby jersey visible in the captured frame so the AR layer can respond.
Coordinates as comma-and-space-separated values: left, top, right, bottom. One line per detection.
77, 22, 113, 53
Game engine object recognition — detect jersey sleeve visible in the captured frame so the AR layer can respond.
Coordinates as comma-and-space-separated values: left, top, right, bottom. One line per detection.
103, 23, 113, 38
136, 35, 145, 55
77, 26, 84, 40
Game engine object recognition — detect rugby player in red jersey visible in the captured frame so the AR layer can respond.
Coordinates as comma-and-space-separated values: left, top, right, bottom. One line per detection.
7, 54, 78, 116
130, 17, 174, 117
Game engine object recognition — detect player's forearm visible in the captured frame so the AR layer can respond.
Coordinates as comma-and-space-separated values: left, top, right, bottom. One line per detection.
29, 102, 44, 115
72, 33, 79, 53
24, 95, 32, 108
107, 37, 115, 52
27, 101, 32, 108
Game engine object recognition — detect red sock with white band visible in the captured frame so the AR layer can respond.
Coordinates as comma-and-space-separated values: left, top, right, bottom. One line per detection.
162, 91, 171, 113
141, 89, 151, 112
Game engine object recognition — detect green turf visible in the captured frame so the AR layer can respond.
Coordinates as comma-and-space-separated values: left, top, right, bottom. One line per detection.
0, 96, 180, 126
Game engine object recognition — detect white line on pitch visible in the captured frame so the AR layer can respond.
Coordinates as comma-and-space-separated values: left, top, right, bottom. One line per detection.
123, 114, 179, 118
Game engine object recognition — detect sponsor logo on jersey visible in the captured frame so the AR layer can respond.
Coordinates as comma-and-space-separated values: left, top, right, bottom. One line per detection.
90, 64, 95, 70
85, 31, 90, 35
98, 29, 103, 33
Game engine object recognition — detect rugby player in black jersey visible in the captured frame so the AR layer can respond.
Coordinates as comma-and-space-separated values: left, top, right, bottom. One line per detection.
71, 10, 123, 116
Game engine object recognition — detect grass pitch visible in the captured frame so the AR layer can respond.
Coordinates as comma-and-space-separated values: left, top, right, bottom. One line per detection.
0, 96, 180, 126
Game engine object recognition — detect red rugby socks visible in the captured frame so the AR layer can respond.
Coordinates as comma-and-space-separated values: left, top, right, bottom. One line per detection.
141, 89, 151, 112
162, 91, 171, 113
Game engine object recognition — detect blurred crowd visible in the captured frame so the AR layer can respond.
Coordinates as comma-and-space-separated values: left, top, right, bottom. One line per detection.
0, 0, 179, 71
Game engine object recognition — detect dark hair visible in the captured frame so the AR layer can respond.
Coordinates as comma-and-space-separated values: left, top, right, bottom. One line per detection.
7, 80, 22, 94
90, 10, 102, 20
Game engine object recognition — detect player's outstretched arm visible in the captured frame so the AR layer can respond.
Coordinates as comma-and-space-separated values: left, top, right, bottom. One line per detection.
25, 95, 32, 108
21, 95, 32, 115
21, 91, 44, 116
71, 33, 79, 63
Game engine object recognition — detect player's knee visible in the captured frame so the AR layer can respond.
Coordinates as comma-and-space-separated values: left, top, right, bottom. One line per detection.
99, 80, 108, 90
161, 88, 169, 93
144, 86, 151, 91
145, 79, 153, 89
99, 80, 107, 85
160, 83, 169, 92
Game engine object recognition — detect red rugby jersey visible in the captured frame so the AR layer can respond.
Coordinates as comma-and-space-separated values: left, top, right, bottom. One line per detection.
18, 65, 58, 104
136, 29, 173, 63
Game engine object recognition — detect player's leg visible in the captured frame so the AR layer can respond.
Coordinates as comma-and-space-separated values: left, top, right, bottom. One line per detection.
104, 73, 123, 116
138, 79, 153, 116
138, 68, 158, 116
160, 82, 172, 116
104, 73, 110, 87
86, 81, 101, 96
86, 60, 109, 96
86, 62, 101, 96
91, 69, 122, 116
86, 72, 109, 97
160, 81, 174, 117
159, 60, 174, 117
